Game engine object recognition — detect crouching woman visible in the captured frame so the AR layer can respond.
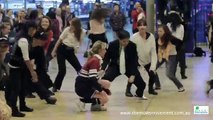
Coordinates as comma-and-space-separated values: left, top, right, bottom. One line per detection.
75, 41, 110, 112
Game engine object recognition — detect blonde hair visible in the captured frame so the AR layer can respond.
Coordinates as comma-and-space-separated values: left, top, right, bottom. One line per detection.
88, 41, 107, 58
135, 2, 141, 8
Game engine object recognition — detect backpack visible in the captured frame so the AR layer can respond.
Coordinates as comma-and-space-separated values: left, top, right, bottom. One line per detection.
193, 47, 206, 57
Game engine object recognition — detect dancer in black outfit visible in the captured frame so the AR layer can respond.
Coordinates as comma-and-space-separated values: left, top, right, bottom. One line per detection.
101, 30, 147, 99
51, 17, 85, 92
5, 21, 38, 117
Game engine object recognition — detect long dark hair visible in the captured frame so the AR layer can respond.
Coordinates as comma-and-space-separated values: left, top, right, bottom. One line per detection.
28, 10, 38, 20
71, 17, 82, 42
15, 21, 37, 41
167, 13, 182, 32
158, 25, 172, 49
46, 11, 56, 20
38, 16, 52, 32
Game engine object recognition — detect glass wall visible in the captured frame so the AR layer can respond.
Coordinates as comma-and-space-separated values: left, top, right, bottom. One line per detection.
0, 0, 146, 17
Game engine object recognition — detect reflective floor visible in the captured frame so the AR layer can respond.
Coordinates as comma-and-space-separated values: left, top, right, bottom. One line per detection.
1, 24, 213, 120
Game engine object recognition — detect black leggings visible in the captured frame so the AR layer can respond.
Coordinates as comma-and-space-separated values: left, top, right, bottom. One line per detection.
88, 33, 108, 48
54, 44, 81, 90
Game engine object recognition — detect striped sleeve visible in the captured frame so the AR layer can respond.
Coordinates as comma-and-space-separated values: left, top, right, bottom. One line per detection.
88, 59, 100, 78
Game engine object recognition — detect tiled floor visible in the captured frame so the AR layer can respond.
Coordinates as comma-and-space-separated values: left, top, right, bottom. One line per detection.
1, 24, 213, 120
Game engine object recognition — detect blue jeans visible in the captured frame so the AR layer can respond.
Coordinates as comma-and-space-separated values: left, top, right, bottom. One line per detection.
166, 55, 183, 89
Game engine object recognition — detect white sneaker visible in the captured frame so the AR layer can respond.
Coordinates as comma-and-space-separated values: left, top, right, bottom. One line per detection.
178, 87, 185, 92
141, 95, 148, 100
76, 100, 86, 112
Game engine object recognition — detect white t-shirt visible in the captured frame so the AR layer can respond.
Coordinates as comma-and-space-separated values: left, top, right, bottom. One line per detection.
131, 32, 157, 71
60, 27, 85, 52
18, 38, 29, 61
167, 23, 184, 41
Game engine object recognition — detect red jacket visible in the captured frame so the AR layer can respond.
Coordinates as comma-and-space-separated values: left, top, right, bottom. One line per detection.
131, 9, 140, 30
44, 30, 53, 52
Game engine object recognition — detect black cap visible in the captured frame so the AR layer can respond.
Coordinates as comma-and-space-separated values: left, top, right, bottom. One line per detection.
34, 31, 48, 41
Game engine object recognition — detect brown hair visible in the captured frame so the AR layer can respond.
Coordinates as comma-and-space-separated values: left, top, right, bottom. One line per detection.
137, 18, 147, 27
0, 23, 11, 36
91, 8, 111, 23
158, 25, 173, 49
0, 23, 10, 29
38, 16, 52, 32
71, 17, 82, 42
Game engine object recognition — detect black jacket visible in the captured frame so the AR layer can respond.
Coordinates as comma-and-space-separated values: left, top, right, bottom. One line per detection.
102, 40, 138, 76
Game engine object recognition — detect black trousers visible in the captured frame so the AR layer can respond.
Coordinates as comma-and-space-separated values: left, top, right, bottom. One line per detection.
31, 46, 53, 89
5, 67, 51, 109
177, 44, 186, 75
102, 65, 146, 97
5, 68, 26, 108
54, 44, 82, 90
25, 70, 51, 100
32, 81, 50, 100
144, 64, 160, 91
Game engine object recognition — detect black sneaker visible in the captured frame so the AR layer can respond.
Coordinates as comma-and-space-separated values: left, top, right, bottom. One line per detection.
45, 96, 57, 104
125, 91, 133, 97
20, 106, 34, 112
148, 90, 158, 95
181, 75, 188, 79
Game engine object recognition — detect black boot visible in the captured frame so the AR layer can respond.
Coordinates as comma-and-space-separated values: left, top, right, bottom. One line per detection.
181, 74, 187, 79
45, 96, 57, 104
20, 105, 34, 112
12, 107, 25, 117
125, 83, 133, 97
148, 89, 158, 95
181, 67, 187, 79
